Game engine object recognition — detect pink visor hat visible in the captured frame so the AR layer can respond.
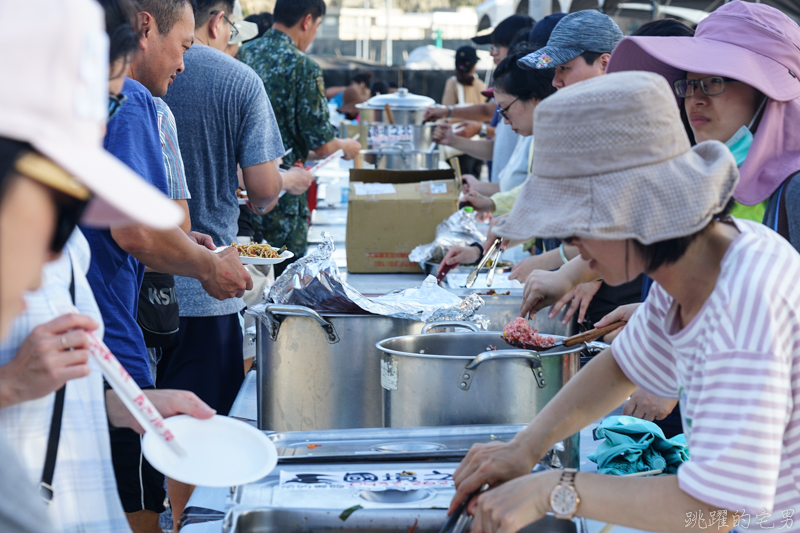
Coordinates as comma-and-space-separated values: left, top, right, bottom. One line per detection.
0, 0, 183, 229
607, 0, 800, 205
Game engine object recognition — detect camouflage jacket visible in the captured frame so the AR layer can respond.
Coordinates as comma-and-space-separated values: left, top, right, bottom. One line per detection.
240, 29, 336, 256
239, 28, 335, 165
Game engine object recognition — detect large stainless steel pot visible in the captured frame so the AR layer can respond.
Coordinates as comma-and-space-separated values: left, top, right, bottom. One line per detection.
376, 329, 582, 428
356, 88, 435, 125
361, 146, 439, 170
357, 89, 438, 152
256, 304, 427, 432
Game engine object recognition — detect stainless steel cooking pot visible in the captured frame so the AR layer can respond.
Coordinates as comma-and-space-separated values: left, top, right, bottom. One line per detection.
357, 88, 438, 152
356, 88, 435, 125
376, 328, 582, 428
256, 304, 427, 431
361, 145, 439, 170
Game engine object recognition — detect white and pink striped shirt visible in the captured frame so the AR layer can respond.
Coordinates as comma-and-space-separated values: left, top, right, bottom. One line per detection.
613, 219, 800, 530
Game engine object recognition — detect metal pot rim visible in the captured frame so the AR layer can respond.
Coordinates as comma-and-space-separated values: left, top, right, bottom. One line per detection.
376, 332, 581, 360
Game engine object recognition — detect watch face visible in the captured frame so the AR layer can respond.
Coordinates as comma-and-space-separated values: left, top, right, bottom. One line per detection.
551, 486, 578, 515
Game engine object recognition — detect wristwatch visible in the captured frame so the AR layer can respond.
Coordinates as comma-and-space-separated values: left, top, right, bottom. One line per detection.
550, 469, 580, 520
479, 123, 488, 137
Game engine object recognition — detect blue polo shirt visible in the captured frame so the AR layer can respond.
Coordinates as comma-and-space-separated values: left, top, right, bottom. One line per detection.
81, 78, 169, 387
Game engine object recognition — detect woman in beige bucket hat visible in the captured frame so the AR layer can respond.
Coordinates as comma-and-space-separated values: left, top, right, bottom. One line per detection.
448, 71, 800, 532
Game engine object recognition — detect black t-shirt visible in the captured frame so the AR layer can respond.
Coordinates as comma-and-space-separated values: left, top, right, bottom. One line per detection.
586, 276, 644, 327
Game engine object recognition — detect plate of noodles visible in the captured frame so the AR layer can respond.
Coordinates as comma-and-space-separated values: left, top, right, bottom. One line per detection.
216, 243, 294, 265
237, 189, 248, 205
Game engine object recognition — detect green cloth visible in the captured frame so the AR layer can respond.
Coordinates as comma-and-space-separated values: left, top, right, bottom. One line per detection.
240, 29, 337, 267
730, 200, 767, 223
588, 416, 689, 475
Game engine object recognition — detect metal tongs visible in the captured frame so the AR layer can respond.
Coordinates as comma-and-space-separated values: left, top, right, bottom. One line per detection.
466, 238, 501, 288
438, 486, 486, 533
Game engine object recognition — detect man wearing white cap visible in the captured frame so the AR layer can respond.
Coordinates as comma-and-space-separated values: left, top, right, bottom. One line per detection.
0, 0, 215, 531
224, 0, 260, 57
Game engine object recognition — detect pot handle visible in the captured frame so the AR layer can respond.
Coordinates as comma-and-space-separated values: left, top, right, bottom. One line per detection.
421, 321, 481, 334
264, 304, 340, 344
458, 350, 546, 391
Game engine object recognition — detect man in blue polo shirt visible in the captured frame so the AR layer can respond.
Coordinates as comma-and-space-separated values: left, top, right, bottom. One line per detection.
81, 2, 280, 531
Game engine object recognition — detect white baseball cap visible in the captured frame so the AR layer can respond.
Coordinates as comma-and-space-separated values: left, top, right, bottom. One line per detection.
0, 0, 183, 230
229, 0, 260, 45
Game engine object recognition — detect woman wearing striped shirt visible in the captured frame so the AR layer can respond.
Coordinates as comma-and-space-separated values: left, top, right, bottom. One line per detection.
451, 71, 800, 533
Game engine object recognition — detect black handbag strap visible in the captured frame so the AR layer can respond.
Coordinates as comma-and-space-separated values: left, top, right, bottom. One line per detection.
40, 257, 76, 503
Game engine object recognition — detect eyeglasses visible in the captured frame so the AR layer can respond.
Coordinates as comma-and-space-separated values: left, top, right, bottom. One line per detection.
560, 236, 576, 245
496, 97, 519, 121
14, 152, 91, 253
210, 10, 239, 40
108, 93, 127, 120
673, 76, 738, 98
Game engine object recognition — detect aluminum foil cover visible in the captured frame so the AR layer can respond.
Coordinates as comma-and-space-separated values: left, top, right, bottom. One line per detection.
266, 233, 485, 323
408, 209, 486, 265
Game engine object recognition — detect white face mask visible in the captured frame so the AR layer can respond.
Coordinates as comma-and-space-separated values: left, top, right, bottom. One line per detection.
724, 97, 768, 167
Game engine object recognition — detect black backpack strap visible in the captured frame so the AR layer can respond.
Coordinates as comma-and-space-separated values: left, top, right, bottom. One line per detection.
40, 255, 76, 503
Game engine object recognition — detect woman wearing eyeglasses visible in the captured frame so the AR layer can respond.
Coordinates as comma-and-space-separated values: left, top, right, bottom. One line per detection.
435, 48, 556, 268
518, 1, 800, 337
608, 0, 800, 248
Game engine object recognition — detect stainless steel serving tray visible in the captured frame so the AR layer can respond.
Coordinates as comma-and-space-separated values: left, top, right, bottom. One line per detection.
269, 425, 529, 464
224, 507, 584, 533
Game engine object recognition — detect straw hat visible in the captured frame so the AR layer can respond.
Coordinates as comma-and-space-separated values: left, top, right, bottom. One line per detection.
492, 71, 738, 244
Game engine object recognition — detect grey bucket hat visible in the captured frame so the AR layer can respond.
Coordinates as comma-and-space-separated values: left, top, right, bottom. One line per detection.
518, 10, 623, 70
492, 71, 738, 244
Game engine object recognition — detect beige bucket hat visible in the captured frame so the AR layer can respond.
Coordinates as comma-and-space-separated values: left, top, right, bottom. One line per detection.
492, 71, 738, 245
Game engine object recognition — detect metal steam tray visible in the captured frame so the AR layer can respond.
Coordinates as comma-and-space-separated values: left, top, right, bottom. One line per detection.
268, 424, 570, 466
223, 459, 586, 533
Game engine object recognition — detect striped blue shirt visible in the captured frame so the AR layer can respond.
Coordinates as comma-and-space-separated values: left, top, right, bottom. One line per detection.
153, 97, 191, 200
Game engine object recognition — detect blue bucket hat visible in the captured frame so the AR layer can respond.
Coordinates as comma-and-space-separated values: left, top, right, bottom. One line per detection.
518, 10, 623, 70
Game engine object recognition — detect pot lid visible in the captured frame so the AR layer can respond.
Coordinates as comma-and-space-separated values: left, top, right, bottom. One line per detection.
358, 88, 435, 110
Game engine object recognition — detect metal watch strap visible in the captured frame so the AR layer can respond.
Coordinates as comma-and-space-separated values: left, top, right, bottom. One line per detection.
552, 468, 580, 520
40, 256, 75, 503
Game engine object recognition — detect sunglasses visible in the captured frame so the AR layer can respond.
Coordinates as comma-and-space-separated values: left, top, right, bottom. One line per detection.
560, 236, 577, 245
210, 10, 239, 40
496, 97, 519, 121
14, 152, 91, 253
108, 93, 127, 120
673, 76, 738, 98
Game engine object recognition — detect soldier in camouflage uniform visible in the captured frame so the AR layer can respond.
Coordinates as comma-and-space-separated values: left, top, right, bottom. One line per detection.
240, 0, 360, 275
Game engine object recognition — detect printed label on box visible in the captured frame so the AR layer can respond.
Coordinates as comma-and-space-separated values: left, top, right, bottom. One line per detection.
353, 183, 397, 196
430, 183, 448, 194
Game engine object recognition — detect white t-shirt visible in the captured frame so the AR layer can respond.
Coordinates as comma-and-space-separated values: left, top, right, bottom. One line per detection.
613, 218, 800, 529
497, 135, 532, 193
0, 230, 130, 532
490, 120, 519, 184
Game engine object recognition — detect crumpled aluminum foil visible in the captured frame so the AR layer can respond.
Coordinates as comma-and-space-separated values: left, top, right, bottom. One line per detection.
266, 233, 485, 324
408, 209, 486, 265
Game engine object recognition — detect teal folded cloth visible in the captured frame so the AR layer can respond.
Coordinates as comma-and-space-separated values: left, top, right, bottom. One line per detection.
587, 416, 689, 475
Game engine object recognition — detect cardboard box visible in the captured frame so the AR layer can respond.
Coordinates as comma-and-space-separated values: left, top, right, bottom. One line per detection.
346, 169, 459, 273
